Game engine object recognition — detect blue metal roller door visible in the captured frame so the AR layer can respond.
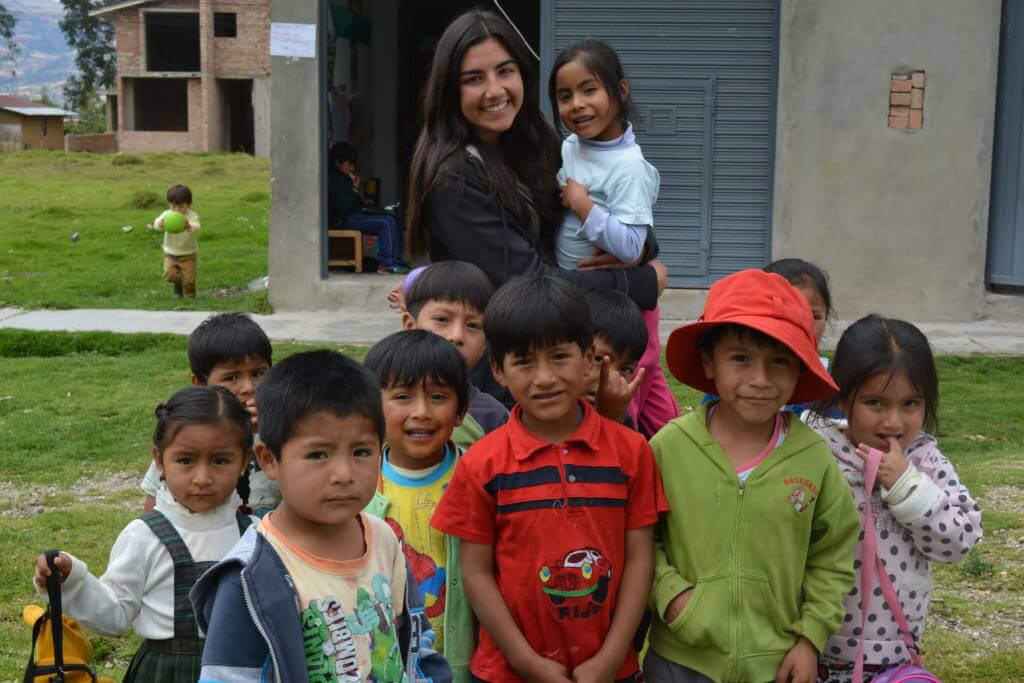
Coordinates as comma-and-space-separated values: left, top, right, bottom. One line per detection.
542, 0, 779, 287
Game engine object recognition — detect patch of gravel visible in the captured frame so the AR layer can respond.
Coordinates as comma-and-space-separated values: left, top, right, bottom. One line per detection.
0, 471, 140, 517
979, 485, 1024, 516
929, 588, 1024, 655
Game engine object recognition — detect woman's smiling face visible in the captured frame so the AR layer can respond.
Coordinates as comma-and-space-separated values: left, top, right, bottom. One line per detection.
458, 37, 523, 143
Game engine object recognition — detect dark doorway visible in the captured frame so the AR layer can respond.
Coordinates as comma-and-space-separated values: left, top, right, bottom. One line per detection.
225, 79, 255, 154
133, 78, 189, 131
394, 1, 540, 201
145, 12, 200, 72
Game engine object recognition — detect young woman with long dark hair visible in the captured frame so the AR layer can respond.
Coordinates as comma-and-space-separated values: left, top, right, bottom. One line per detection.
405, 9, 667, 311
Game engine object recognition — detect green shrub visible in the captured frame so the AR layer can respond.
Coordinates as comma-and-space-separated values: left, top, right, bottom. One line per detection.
241, 190, 269, 203
128, 189, 163, 209
111, 154, 144, 166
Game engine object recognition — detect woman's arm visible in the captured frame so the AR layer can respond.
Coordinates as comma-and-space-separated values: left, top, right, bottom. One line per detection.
425, 170, 660, 310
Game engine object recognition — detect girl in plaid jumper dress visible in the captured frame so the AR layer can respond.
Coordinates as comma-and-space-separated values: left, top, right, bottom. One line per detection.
33, 386, 256, 683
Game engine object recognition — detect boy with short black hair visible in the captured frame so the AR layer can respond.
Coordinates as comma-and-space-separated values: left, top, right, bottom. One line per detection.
583, 288, 648, 421
432, 276, 667, 683
141, 312, 277, 515
402, 260, 509, 449
192, 350, 450, 683
363, 329, 475, 681
154, 183, 201, 298
646, 269, 860, 683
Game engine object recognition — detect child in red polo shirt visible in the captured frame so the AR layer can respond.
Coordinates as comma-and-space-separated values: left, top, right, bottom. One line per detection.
432, 276, 668, 683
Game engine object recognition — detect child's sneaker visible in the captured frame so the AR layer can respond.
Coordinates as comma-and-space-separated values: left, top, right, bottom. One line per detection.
377, 264, 410, 274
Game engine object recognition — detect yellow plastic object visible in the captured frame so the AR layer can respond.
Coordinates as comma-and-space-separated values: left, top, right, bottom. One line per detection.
22, 605, 116, 683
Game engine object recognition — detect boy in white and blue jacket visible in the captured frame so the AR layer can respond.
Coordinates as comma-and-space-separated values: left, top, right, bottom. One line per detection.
191, 350, 450, 682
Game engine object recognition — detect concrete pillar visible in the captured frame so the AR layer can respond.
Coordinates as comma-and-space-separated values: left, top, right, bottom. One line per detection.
252, 77, 271, 158
268, 0, 326, 309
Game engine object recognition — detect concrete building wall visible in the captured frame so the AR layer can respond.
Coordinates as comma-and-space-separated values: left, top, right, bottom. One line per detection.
267, 0, 323, 311
252, 76, 271, 158
773, 0, 1004, 321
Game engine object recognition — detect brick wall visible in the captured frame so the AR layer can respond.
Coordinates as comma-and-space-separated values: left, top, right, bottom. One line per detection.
211, 0, 270, 77
110, 0, 267, 77
65, 133, 118, 153
120, 131, 195, 152
108, 0, 269, 152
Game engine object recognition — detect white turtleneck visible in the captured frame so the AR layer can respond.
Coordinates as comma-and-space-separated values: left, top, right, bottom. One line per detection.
34, 485, 251, 640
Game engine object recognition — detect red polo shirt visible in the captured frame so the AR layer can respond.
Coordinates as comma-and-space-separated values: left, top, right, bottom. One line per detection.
431, 401, 668, 682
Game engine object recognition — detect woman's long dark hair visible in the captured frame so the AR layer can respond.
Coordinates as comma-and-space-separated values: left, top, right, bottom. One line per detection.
406, 9, 562, 258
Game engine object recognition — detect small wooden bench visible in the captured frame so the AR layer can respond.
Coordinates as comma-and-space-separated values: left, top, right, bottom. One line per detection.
327, 229, 362, 273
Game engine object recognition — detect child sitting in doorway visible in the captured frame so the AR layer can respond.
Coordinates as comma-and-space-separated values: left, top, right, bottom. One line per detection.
328, 142, 408, 274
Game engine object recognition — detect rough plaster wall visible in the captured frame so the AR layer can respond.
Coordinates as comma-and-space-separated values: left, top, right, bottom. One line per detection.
252, 76, 271, 158
267, 0, 323, 310
773, 0, 1001, 321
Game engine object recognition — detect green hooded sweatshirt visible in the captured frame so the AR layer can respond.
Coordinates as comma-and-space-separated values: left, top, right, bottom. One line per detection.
648, 405, 859, 683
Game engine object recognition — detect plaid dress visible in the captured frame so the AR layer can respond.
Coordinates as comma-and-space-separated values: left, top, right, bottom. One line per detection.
122, 509, 250, 683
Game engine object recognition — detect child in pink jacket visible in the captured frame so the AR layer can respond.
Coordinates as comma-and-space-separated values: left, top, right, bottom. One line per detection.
811, 315, 982, 682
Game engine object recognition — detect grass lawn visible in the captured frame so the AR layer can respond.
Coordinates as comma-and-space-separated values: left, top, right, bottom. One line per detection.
0, 151, 270, 313
0, 330, 1021, 681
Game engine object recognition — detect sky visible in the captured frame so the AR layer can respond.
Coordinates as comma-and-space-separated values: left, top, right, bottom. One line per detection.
0, 0, 75, 103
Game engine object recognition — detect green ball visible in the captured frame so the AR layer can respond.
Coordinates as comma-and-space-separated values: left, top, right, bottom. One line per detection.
163, 212, 186, 234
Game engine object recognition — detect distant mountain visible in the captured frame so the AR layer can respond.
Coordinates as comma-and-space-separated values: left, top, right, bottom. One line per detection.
0, 1, 76, 107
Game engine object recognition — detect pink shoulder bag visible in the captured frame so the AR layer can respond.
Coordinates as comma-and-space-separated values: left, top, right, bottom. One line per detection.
855, 448, 941, 683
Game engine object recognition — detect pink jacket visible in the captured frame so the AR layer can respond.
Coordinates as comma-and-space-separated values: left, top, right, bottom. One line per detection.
813, 422, 982, 666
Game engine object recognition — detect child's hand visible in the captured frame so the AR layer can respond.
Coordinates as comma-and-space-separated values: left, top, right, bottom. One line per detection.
350, 173, 361, 190
244, 398, 258, 429
386, 284, 406, 311
571, 650, 618, 683
664, 587, 693, 623
775, 636, 817, 683
560, 178, 593, 220
594, 356, 645, 423
515, 654, 573, 683
34, 552, 72, 588
855, 437, 909, 490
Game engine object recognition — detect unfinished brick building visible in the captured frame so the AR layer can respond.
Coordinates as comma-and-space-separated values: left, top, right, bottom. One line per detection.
92, 0, 270, 157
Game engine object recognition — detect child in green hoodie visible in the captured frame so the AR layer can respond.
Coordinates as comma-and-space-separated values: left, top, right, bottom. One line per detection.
646, 269, 860, 683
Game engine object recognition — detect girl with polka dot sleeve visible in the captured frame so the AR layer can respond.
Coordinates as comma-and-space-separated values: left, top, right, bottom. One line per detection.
809, 316, 982, 682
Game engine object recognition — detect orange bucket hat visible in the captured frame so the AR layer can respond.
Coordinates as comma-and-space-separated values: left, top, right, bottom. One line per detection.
665, 269, 838, 403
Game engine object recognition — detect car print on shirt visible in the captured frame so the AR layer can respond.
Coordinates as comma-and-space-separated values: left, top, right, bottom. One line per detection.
538, 548, 612, 620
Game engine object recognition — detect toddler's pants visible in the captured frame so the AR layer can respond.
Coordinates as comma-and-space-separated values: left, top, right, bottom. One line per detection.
163, 253, 197, 298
